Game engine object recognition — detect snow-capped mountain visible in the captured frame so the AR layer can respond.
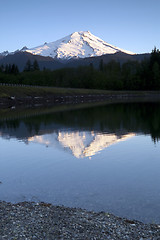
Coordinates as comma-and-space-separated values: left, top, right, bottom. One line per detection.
24, 31, 134, 59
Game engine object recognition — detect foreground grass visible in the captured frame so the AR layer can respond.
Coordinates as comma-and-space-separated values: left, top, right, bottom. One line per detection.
1, 84, 160, 98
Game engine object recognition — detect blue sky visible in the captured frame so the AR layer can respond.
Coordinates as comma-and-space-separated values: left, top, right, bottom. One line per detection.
1, 0, 159, 54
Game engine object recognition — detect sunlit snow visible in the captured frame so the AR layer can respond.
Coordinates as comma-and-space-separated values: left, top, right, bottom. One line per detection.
25, 31, 135, 59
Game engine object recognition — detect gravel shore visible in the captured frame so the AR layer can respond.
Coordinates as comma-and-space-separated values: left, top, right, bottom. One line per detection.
0, 201, 160, 239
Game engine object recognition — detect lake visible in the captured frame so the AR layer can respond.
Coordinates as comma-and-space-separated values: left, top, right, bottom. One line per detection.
0, 101, 160, 223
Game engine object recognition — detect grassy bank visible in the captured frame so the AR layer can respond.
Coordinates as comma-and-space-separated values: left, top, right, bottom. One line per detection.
1, 84, 160, 98
0, 85, 107, 98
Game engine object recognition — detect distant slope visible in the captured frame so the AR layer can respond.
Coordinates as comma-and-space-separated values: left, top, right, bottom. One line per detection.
65, 52, 150, 69
0, 52, 64, 71
0, 51, 150, 72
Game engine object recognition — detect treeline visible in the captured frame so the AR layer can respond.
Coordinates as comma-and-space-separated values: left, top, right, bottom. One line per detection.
0, 59, 39, 74
0, 48, 160, 90
0, 63, 19, 75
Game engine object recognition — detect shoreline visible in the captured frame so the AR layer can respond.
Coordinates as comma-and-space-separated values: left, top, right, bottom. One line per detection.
0, 201, 160, 239
1, 91, 160, 109
0, 85, 160, 108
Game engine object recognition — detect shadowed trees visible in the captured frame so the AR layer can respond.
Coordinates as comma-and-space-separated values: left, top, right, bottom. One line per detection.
24, 60, 40, 72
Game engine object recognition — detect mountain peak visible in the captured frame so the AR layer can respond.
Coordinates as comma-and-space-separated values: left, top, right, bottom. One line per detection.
25, 31, 134, 59
21, 46, 28, 51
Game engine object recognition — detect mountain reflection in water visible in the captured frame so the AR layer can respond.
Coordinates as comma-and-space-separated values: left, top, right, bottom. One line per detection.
28, 132, 135, 158
1, 101, 160, 223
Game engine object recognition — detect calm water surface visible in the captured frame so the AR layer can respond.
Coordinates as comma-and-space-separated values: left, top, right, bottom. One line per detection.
0, 102, 160, 223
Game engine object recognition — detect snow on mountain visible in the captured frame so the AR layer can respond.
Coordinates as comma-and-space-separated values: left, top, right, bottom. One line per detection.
25, 31, 135, 59
0, 49, 20, 57
0, 51, 9, 57
28, 131, 135, 159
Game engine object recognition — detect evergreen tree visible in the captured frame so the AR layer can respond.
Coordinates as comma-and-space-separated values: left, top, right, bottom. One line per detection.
10, 64, 19, 75
33, 60, 40, 71
24, 59, 32, 71
11, 64, 16, 74
150, 47, 160, 68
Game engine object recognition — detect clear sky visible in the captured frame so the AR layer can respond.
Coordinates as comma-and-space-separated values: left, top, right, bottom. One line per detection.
1, 0, 159, 54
